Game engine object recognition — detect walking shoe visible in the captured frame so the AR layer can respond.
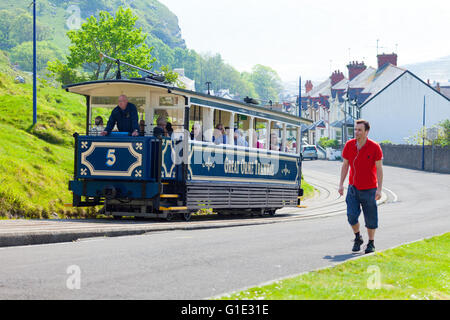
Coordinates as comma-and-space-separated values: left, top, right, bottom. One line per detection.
365, 241, 375, 254
352, 236, 364, 252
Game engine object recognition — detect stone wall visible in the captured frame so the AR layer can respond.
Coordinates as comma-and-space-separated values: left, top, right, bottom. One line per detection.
380, 144, 450, 174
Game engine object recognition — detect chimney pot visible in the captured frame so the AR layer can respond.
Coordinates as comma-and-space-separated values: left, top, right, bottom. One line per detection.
347, 61, 367, 81
330, 70, 345, 86
377, 53, 398, 69
305, 80, 313, 93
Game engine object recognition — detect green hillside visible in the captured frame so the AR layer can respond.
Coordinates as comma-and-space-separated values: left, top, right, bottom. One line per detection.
0, 0, 185, 54
0, 50, 94, 218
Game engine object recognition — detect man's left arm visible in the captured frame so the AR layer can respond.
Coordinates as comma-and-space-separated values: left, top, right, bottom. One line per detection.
375, 160, 383, 200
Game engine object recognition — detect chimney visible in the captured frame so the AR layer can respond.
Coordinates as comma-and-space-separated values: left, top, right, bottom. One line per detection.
347, 61, 367, 81
377, 53, 397, 69
305, 80, 313, 93
330, 70, 345, 86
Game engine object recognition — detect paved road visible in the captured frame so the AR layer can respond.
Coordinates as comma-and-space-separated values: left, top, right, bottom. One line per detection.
0, 161, 448, 299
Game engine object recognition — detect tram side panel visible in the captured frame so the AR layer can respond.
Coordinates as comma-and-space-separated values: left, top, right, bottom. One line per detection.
69, 134, 162, 207
185, 142, 302, 211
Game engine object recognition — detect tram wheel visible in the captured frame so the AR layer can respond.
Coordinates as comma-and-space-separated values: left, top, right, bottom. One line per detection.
166, 212, 174, 221
181, 212, 192, 222
268, 210, 276, 216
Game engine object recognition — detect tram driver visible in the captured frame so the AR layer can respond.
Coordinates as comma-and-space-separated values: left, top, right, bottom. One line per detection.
101, 95, 139, 136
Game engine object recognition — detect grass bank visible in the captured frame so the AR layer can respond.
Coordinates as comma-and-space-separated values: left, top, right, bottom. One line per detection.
220, 233, 450, 300
0, 50, 93, 218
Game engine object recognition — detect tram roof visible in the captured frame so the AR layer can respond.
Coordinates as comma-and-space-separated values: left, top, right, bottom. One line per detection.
62, 79, 312, 126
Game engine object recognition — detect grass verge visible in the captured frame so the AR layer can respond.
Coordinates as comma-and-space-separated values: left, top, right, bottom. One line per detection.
219, 233, 450, 300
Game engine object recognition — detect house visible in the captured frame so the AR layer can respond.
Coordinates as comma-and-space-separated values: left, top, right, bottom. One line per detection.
434, 82, 450, 100
301, 71, 345, 144
173, 68, 196, 91
305, 53, 450, 146
359, 59, 450, 144
329, 57, 406, 144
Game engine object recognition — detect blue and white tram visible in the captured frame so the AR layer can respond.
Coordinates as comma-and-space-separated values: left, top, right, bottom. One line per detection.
64, 71, 312, 220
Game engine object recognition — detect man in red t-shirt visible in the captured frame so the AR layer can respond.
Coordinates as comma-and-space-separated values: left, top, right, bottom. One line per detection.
338, 119, 383, 254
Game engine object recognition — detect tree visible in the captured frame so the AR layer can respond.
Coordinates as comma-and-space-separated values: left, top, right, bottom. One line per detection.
435, 119, 450, 147
66, 7, 155, 80
250, 64, 283, 103
46, 59, 89, 85
0, 9, 53, 50
404, 119, 450, 147
10, 41, 63, 72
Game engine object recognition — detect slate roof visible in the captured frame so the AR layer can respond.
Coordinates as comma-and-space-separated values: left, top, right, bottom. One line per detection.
329, 64, 407, 106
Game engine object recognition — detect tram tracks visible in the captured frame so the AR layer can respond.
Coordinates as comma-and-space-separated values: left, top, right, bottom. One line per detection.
0, 169, 393, 247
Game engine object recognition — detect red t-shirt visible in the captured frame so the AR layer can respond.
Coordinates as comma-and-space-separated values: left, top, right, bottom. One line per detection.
342, 138, 383, 190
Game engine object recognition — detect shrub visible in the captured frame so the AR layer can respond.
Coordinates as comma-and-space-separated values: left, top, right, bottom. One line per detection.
318, 137, 340, 149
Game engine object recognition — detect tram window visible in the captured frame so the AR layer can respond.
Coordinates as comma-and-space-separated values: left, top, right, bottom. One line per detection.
191, 122, 203, 141
189, 105, 203, 141
235, 114, 250, 147
254, 119, 267, 149
270, 122, 282, 151
89, 109, 110, 135
89, 96, 145, 135
286, 125, 298, 154
213, 110, 233, 145
153, 107, 184, 138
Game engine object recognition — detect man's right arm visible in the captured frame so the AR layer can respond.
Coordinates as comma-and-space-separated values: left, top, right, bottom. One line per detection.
102, 110, 116, 135
339, 158, 349, 196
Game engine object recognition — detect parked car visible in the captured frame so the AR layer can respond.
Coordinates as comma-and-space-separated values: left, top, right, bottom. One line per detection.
301, 145, 318, 160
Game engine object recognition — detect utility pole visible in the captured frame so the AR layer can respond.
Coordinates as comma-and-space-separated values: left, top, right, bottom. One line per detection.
298, 76, 302, 118
32, 0, 37, 125
422, 96, 426, 171
344, 98, 347, 143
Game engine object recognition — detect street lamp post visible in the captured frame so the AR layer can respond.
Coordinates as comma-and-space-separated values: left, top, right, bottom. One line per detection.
32, 0, 37, 125
422, 96, 426, 171
350, 99, 357, 139
343, 94, 348, 145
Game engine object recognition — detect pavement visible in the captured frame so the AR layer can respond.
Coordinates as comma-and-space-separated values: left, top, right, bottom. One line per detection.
0, 162, 389, 248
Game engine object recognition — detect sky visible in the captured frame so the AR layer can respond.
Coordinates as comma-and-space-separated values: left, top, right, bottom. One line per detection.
158, 0, 450, 84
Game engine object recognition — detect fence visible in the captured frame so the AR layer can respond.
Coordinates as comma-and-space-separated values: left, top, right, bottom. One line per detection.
380, 144, 450, 174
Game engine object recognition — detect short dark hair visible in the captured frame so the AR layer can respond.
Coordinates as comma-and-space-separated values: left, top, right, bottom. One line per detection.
356, 119, 370, 131
95, 116, 103, 125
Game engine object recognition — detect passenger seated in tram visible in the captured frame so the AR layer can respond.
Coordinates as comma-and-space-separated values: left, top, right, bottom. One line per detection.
212, 123, 227, 145
252, 130, 264, 149
91, 116, 104, 135
224, 127, 230, 143
270, 132, 280, 151
101, 95, 139, 136
166, 122, 173, 137
191, 123, 203, 141
153, 116, 168, 137
139, 119, 146, 136
234, 129, 248, 147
